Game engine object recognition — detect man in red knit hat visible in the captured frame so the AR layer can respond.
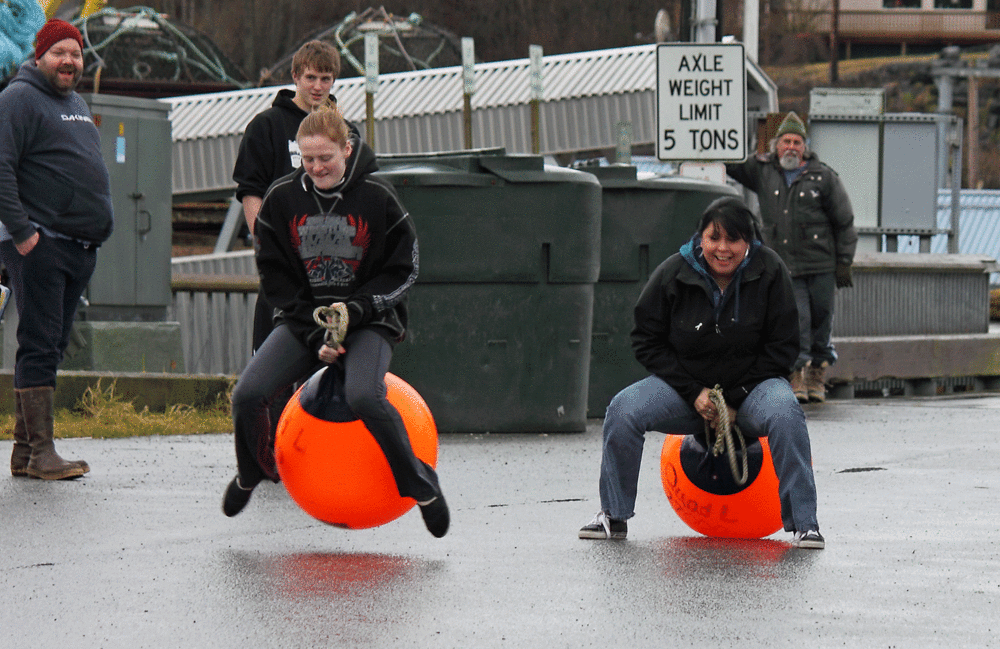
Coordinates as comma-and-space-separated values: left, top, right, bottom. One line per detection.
32, 18, 85, 94
0, 19, 114, 479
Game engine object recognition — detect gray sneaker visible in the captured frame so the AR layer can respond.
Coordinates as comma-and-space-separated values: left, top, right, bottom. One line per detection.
578, 511, 627, 540
793, 529, 825, 549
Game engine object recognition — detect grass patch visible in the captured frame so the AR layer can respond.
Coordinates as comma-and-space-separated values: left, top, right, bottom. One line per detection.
0, 378, 235, 440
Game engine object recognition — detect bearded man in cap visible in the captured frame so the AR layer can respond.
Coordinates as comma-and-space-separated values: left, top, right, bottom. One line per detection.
726, 112, 857, 403
0, 19, 114, 479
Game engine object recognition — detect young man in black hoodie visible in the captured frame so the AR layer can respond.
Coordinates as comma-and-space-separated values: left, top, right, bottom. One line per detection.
231, 41, 347, 470
0, 19, 114, 480
223, 107, 449, 538
233, 39, 343, 352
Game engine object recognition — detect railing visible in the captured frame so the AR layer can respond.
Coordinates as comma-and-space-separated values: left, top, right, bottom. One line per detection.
170, 271, 258, 376
781, 9, 1000, 39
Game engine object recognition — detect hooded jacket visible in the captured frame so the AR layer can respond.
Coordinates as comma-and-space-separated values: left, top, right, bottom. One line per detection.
254, 133, 417, 352
0, 61, 113, 245
631, 234, 799, 409
233, 88, 328, 203
726, 152, 857, 277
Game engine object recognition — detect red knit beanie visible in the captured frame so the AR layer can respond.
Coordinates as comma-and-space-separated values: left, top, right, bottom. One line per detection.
34, 19, 84, 60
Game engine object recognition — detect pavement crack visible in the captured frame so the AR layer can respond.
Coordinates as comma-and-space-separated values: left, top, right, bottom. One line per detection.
486, 497, 586, 508
837, 467, 887, 473
10, 562, 56, 570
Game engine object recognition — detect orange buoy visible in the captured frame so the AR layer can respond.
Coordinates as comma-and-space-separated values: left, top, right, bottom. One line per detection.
275, 368, 438, 529
660, 434, 782, 539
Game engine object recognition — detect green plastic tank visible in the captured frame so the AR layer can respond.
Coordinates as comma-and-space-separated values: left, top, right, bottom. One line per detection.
375, 149, 601, 433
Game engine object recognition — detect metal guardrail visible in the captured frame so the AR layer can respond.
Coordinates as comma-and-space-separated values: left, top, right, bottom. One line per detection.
172, 273, 258, 293
170, 271, 257, 376
785, 9, 1000, 39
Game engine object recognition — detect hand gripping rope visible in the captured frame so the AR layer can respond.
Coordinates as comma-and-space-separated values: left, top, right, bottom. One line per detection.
704, 385, 750, 486
313, 302, 349, 348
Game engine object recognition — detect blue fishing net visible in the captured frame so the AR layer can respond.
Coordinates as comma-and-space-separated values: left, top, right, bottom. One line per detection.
1, 0, 45, 77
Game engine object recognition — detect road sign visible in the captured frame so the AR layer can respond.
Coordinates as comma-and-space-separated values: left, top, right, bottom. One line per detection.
656, 43, 746, 162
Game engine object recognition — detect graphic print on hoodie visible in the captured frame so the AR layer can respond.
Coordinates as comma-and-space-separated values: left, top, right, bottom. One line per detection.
290, 212, 372, 290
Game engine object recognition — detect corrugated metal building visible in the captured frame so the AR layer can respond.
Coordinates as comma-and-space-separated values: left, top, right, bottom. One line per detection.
893, 189, 1000, 284
165, 44, 778, 200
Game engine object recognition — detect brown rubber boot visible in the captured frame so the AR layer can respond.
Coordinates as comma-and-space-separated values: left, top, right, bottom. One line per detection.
19, 386, 89, 480
789, 367, 808, 403
11, 390, 31, 476
806, 362, 828, 403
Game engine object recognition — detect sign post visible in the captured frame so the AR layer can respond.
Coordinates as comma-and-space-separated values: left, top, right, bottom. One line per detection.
462, 37, 476, 149
656, 43, 746, 162
365, 32, 379, 150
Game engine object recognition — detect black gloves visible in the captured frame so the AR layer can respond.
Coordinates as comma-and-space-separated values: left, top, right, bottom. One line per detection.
835, 263, 853, 288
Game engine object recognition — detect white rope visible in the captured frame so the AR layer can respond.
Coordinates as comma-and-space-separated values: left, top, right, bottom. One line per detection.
313, 302, 349, 348
704, 385, 750, 486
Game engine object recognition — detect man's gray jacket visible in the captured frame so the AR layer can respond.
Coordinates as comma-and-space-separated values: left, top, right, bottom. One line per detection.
726, 153, 857, 277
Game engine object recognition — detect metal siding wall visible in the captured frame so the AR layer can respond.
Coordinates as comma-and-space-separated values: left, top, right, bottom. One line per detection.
170, 251, 258, 375
165, 44, 786, 196
375, 113, 466, 155
170, 290, 254, 375
834, 270, 989, 336
173, 136, 240, 197
474, 105, 533, 153
171, 89, 660, 194
538, 93, 658, 156
893, 190, 1000, 284
426, 113, 464, 152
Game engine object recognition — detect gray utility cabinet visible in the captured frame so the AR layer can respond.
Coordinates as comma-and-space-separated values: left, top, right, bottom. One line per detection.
81, 94, 173, 320
808, 108, 961, 254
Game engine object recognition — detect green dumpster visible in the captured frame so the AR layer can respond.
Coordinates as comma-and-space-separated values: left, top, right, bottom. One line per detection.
375, 149, 602, 433
587, 165, 739, 417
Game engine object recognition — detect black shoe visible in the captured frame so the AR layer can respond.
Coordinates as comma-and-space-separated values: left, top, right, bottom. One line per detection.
222, 475, 254, 517
419, 493, 450, 538
792, 528, 825, 549
578, 511, 628, 540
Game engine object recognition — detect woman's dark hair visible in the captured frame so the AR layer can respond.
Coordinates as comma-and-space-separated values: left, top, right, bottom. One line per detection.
695, 196, 760, 242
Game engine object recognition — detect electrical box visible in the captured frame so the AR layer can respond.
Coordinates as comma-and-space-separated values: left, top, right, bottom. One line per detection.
808, 103, 958, 253
81, 94, 173, 320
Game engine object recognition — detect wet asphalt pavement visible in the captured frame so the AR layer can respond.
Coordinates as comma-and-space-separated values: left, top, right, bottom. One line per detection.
2, 396, 998, 648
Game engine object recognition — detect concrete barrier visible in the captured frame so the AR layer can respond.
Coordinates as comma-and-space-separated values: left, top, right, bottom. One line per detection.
829, 334, 1000, 396
0, 370, 233, 415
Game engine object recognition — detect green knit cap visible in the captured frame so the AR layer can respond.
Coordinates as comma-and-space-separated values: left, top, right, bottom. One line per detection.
776, 111, 807, 139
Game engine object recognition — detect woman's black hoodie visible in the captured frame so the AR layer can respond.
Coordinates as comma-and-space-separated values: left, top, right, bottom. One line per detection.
254, 133, 417, 353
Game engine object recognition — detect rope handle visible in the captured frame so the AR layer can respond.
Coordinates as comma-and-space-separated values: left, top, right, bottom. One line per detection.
313, 302, 349, 348
704, 385, 750, 486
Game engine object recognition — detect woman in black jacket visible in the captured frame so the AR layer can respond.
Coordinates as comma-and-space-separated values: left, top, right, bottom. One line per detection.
221, 107, 448, 538
579, 197, 823, 549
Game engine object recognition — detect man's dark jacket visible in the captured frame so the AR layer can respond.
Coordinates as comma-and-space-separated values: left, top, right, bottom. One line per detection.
726, 152, 857, 277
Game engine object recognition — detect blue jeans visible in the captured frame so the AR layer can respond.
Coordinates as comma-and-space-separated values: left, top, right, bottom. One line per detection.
598, 375, 818, 532
792, 273, 837, 370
